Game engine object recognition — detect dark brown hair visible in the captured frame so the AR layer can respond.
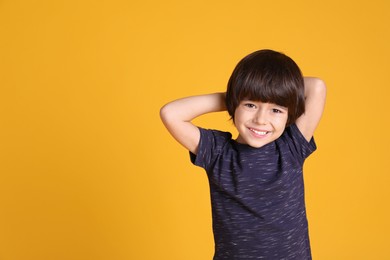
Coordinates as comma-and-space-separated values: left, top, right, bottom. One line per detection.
226, 49, 305, 126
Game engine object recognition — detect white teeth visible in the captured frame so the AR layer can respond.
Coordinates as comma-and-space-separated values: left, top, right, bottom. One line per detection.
250, 129, 268, 135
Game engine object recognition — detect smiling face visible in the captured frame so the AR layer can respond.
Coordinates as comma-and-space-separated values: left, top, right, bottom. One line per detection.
226, 50, 305, 127
234, 100, 288, 148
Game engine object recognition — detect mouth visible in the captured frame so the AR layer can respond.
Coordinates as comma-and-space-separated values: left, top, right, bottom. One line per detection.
249, 128, 270, 137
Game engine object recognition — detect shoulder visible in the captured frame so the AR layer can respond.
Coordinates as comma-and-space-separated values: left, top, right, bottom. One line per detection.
199, 127, 232, 139
278, 124, 317, 162
190, 128, 233, 169
198, 128, 233, 150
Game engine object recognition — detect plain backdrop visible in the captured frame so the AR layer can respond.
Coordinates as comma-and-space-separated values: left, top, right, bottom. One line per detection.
1, 0, 389, 259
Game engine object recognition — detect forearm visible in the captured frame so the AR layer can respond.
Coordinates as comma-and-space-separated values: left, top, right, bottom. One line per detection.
160, 93, 226, 123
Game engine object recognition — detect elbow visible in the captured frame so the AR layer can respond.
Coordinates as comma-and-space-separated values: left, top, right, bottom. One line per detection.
315, 78, 327, 99
314, 77, 326, 89
160, 103, 171, 124
312, 79, 327, 111
160, 102, 178, 126
309, 77, 327, 99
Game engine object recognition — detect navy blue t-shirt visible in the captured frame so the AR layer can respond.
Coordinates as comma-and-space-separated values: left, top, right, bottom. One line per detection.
190, 124, 316, 259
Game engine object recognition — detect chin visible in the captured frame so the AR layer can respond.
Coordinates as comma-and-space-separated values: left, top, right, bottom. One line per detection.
245, 140, 271, 148
249, 143, 268, 148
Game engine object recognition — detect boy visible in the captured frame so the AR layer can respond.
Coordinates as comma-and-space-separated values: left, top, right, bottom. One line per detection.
160, 49, 326, 259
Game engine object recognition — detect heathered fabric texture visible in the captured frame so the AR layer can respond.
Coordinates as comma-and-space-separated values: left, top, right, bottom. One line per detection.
190, 124, 316, 259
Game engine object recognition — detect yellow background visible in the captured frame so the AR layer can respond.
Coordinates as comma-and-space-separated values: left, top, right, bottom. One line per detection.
1, 0, 389, 259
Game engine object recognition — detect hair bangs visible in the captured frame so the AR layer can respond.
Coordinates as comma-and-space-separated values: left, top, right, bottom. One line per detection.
236, 69, 291, 108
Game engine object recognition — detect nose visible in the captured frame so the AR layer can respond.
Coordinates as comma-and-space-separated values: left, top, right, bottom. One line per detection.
253, 109, 268, 125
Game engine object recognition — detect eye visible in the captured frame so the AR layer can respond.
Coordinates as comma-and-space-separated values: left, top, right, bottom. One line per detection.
272, 108, 283, 113
243, 103, 257, 109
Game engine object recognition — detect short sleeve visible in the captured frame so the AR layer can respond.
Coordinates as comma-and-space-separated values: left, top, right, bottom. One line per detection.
190, 128, 232, 171
283, 124, 317, 164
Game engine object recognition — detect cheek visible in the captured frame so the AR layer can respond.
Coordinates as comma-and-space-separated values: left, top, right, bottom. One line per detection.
233, 109, 242, 122
276, 116, 288, 128
235, 110, 250, 123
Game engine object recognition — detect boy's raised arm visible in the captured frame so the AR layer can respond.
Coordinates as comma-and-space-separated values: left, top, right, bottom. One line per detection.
296, 77, 327, 142
160, 93, 226, 154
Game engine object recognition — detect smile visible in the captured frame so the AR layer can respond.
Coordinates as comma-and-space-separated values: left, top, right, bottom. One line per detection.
249, 128, 269, 136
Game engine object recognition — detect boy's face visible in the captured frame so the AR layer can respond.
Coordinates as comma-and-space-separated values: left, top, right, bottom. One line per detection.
234, 100, 288, 148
